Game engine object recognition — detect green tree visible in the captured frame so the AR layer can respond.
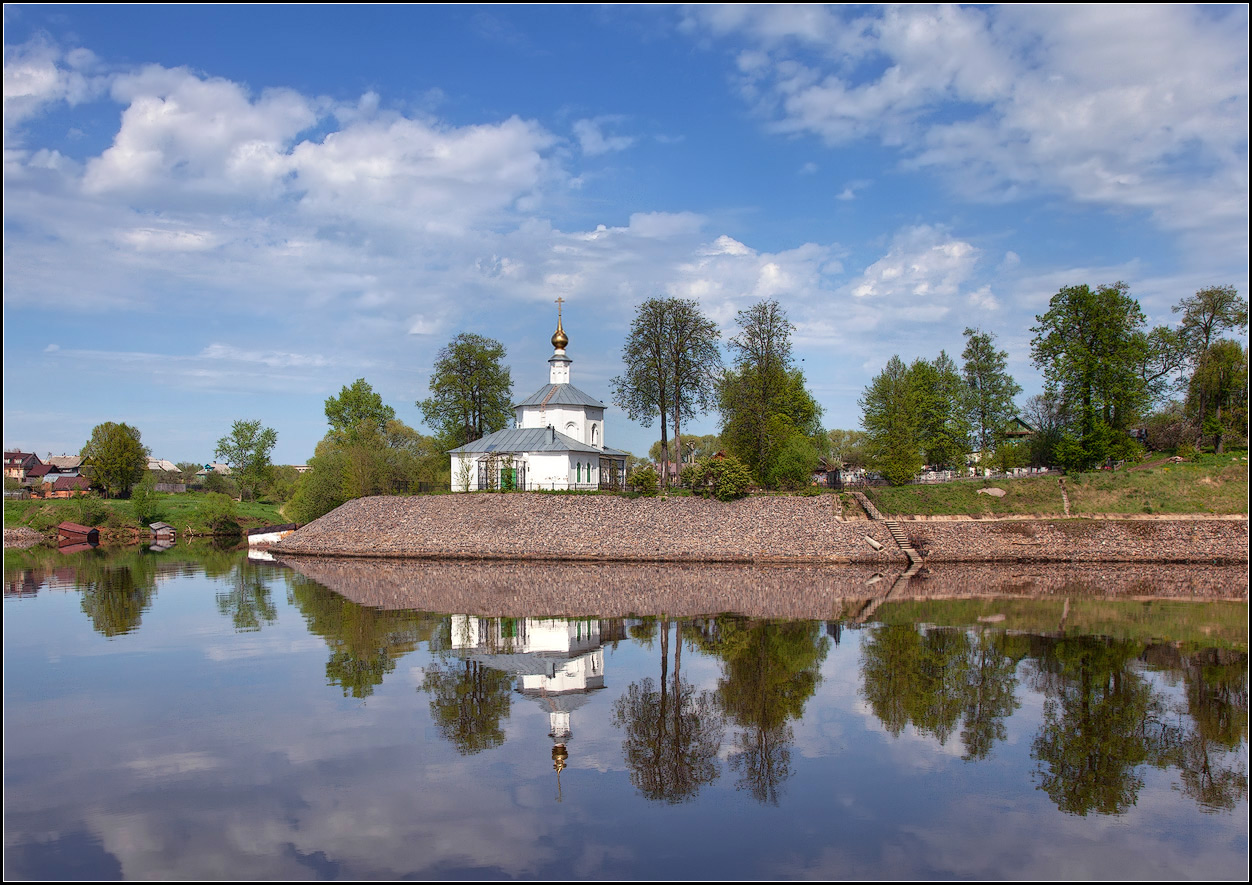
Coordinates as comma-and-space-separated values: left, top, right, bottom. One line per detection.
422, 659, 513, 755
860, 356, 923, 485
614, 299, 722, 490
325, 378, 396, 442
684, 454, 752, 501
826, 429, 869, 470
214, 419, 278, 501
418, 333, 513, 449
962, 327, 1022, 454
718, 300, 823, 487
650, 433, 722, 467
196, 492, 240, 536
1187, 339, 1249, 452
1030, 282, 1155, 470
910, 351, 973, 470
129, 473, 160, 525
80, 421, 149, 498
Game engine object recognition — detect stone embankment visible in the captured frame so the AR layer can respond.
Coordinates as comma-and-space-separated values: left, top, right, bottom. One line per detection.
274, 494, 902, 564
3, 527, 43, 550
272, 493, 1248, 565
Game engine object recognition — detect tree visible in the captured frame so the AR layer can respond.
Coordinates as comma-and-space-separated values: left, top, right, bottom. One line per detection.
961, 327, 1022, 454
325, 378, 396, 442
1173, 286, 1249, 448
214, 419, 278, 501
665, 300, 723, 486
1030, 282, 1155, 470
1187, 339, 1248, 452
80, 421, 149, 498
910, 351, 972, 470
718, 300, 823, 486
418, 333, 513, 449
614, 298, 722, 490
826, 429, 869, 470
860, 356, 922, 485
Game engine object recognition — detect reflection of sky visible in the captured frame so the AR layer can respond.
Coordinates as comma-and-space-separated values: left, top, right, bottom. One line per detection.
3, 558, 1247, 880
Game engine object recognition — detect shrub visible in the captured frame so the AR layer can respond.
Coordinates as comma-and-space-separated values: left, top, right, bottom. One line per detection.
625, 466, 659, 496
196, 492, 241, 536
686, 455, 752, 501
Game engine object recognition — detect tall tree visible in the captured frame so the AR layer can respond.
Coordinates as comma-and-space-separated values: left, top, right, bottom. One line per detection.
1173, 286, 1249, 446
418, 333, 513, 449
860, 356, 922, 485
214, 419, 278, 501
961, 327, 1022, 454
910, 351, 973, 470
325, 378, 396, 441
1030, 282, 1153, 469
665, 300, 723, 482
613, 298, 720, 490
80, 421, 149, 498
1187, 339, 1249, 453
718, 299, 823, 486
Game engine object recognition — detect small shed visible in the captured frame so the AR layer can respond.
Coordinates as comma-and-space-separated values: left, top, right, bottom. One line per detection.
57, 521, 99, 545
149, 522, 176, 541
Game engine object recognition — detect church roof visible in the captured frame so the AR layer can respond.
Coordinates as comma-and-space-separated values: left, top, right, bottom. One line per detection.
448, 426, 602, 455
514, 383, 605, 409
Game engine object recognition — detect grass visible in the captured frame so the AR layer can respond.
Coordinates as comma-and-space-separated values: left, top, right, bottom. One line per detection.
2, 492, 286, 538
865, 449, 1248, 517
876, 597, 1248, 651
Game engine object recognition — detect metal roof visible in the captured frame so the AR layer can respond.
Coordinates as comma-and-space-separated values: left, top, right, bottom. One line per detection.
448, 426, 606, 455
514, 383, 606, 409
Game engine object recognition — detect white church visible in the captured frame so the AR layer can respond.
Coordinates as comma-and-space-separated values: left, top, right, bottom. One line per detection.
448, 304, 630, 491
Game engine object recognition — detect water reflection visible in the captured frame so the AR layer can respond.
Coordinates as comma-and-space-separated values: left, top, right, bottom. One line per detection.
3, 547, 1247, 879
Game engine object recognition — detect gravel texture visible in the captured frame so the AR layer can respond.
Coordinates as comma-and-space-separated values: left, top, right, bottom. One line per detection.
274, 494, 903, 564
273, 493, 1248, 565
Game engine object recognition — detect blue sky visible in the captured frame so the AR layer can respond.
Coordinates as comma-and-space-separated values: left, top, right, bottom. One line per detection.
3, 4, 1248, 466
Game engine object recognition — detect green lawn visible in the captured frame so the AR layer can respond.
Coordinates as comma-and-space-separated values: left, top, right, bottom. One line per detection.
3, 492, 286, 537
864, 450, 1248, 517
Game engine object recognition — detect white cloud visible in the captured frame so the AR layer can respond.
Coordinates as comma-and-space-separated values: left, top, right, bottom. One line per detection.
849, 225, 979, 302
573, 116, 635, 156
687, 5, 1249, 254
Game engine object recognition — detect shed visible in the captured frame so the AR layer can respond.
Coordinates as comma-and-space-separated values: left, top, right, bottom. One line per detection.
149, 522, 176, 541
57, 522, 99, 544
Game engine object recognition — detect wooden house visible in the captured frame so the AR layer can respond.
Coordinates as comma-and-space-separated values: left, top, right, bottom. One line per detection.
57, 522, 99, 545
149, 522, 176, 541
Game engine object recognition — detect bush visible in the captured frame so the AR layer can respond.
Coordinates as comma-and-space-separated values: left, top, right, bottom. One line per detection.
625, 466, 659, 496
686, 455, 752, 501
196, 492, 241, 536
130, 475, 160, 525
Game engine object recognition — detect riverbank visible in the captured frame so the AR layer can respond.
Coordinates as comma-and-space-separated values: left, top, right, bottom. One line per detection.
272, 494, 1249, 565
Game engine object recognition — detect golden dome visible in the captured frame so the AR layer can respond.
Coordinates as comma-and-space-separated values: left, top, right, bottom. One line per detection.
551, 316, 568, 350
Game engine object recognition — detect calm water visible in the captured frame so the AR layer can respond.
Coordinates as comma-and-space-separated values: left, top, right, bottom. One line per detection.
4, 544, 1248, 880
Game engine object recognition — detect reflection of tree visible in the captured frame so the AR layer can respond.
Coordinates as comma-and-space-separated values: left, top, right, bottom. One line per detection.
612, 620, 723, 803
78, 554, 158, 637
1172, 649, 1249, 811
215, 561, 278, 632
861, 625, 1020, 760
709, 618, 829, 804
289, 577, 438, 699
422, 659, 512, 754
1030, 636, 1166, 816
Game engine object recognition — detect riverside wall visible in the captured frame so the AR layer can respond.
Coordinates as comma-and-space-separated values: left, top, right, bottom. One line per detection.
272, 494, 1249, 566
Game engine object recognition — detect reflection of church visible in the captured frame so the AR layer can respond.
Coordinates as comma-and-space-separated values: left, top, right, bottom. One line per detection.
449, 616, 617, 796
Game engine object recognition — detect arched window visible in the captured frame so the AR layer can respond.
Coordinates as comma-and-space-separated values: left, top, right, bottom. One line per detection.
576, 462, 582, 483
591, 424, 599, 446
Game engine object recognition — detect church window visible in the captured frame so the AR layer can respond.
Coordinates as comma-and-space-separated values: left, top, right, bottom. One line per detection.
576, 462, 581, 482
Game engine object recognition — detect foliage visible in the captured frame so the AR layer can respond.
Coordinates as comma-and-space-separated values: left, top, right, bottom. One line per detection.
129, 474, 161, 525
649, 432, 722, 465
826, 429, 869, 470
1030, 282, 1175, 470
1186, 339, 1248, 453
910, 351, 972, 470
718, 300, 823, 487
962, 327, 1022, 454
196, 492, 241, 536
80, 421, 150, 498
860, 356, 923, 485
418, 333, 513, 449
626, 465, 660, 496
288, 419, 444, 523
685, 454, 752, 501
1143, 402, 1195, 453
214, 419, 278, 501
324, 378, 396, 441
764, 433, 819, 491
614, 298, 723, 489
